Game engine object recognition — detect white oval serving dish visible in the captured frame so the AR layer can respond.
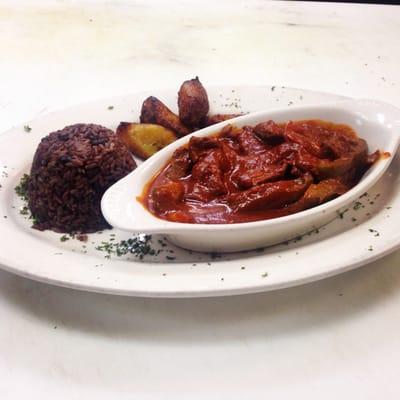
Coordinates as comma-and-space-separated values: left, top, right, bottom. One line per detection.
101, 99, 400, 252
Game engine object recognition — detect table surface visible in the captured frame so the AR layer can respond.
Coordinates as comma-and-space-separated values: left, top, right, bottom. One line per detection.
1, 1, 400, 398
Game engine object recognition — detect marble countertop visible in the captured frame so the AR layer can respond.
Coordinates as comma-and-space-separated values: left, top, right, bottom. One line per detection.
1, 1, 400, 398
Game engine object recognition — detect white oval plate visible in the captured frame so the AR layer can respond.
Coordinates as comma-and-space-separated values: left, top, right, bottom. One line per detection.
0, 85, 399, 298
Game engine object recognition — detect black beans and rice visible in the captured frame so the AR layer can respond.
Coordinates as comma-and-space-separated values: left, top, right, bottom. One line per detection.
27, 123, 136, 233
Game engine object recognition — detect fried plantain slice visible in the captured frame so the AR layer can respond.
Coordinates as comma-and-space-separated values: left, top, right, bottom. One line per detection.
178, 77, 209, 128
117, 122, 177, 159
140, 96, 190, 137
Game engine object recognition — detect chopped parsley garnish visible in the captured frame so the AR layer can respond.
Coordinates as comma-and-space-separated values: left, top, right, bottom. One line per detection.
107, 105, 114, 110
23, 125, 32, 132
95, 234, 158, 259
19, 205, 29, 215
60, 235, 70, 242
337, 208, 349, 219
15, 174, 30, 201
368, 229, 380, 237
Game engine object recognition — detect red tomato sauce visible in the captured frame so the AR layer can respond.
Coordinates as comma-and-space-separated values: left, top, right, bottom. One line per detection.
140, 120, 380, 224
